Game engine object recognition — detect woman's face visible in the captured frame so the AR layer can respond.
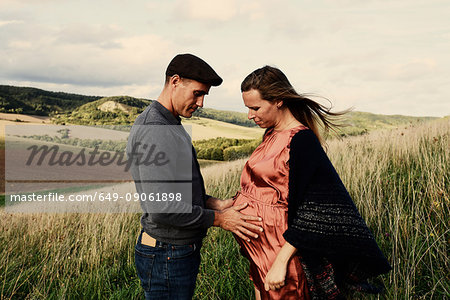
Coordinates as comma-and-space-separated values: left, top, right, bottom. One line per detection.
242, 89, 280, 128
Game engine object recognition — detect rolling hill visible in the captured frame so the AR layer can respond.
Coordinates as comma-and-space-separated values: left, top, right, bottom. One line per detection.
0, 85, 256, 127
0, 85, 441, 137
0, 85, 101, 116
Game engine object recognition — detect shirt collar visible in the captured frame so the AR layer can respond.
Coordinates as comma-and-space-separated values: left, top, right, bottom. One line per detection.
153, 100, 182, 125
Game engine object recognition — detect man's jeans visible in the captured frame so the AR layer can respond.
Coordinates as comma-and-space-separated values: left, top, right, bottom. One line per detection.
135, 230, 202, 300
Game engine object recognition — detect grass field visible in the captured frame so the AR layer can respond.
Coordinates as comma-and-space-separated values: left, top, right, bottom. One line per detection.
0, 118, 448, 299
182, 117, 264, 140
0, 113, 263, 142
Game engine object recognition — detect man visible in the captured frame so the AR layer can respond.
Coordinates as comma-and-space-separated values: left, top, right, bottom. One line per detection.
127, 54, 262, 299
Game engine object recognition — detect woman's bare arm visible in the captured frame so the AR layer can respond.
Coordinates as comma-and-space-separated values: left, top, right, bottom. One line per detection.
264, 242, 297, 291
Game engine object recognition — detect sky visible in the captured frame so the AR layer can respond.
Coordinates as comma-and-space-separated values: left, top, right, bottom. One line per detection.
0, 0, 449, 117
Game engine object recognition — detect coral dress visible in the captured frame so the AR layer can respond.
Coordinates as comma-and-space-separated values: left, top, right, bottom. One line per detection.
233, 125, 310, 300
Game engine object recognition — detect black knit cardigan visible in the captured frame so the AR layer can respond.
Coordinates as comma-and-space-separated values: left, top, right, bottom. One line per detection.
283, 129, 392, 299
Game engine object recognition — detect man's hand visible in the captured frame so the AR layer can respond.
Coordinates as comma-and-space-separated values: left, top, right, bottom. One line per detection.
206, 197, 234, 211
213, 203, 263, 241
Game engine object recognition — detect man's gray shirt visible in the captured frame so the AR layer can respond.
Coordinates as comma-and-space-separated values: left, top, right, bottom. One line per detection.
127, 101, 215, 244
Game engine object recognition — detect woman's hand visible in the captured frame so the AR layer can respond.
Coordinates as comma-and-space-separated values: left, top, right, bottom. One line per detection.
264, 259, 288, 291
264, 241, 298, 291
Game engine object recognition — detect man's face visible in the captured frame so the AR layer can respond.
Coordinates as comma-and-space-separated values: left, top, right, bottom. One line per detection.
172, 78, 210, 118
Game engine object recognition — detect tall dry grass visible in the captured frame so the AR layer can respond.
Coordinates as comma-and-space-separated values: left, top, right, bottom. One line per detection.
0, 213, 142, 299
0, 118, 448, 299
197, 118, 449, 299
325, 118, 449, 299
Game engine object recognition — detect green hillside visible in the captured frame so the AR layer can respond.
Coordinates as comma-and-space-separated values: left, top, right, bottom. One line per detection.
53, 96, 151, 125
0, 85, 101, 116
336, 111, 438, 136
193, 107, 256, 127
0, 85, 440, 133
0, 85, 255, 127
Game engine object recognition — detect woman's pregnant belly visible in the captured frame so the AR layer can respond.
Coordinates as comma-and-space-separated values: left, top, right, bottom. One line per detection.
232, 191, 289, 275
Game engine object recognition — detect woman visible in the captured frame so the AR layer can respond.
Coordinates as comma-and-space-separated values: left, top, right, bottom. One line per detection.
232, 66, 391, 299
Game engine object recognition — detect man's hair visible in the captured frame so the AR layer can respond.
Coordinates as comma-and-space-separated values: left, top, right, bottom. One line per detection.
164, 75, 191, 86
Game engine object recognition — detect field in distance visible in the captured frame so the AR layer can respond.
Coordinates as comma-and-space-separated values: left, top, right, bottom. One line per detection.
0, 112, 263, 141
182, 117, 263, 140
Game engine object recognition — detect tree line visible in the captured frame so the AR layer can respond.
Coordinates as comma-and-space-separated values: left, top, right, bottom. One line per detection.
193, 137, 261, 161
18, 133, 262, 162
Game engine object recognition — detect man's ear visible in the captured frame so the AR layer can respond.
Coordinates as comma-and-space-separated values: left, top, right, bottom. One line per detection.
170, 74, 181, 87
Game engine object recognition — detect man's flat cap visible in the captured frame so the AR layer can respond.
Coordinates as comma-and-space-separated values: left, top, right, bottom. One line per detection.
166, 53, 223, 86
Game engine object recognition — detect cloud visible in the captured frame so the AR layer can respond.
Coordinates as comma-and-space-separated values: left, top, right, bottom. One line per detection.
173, 0, 238, 22
0, 0, 57, 10
55, 24, 124, 49
170, 0, 265, 23
268, 20, 315, 41
0, 0, 448, 117
239, 2, 265, 20
0, 21, 174, 87
386, 59, 437, 81
319, 51, 387, 68
346, 58, 438, 83
0, 20, 24, 27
